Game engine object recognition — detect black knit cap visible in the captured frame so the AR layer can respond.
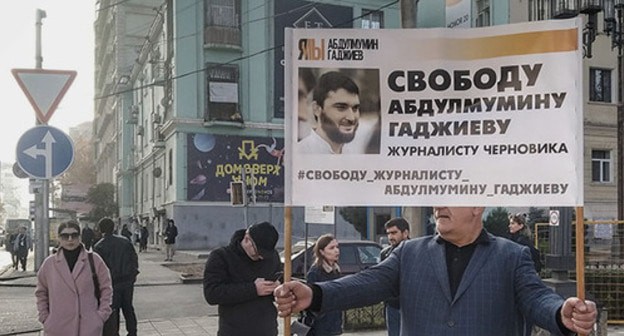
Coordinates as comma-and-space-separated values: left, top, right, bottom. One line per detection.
248, 221, 278, 258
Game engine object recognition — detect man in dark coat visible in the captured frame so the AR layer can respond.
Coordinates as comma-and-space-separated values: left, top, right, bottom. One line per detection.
203, 221, 281, 336
121, 224, 132, 242
163, 219, 178, 261
379, 217, 410, 336
81, 223, 95, 250
275, 207, 597, 336
94, 217, 140, 336
139, 225, 149, 252
7, 232, 18, 270
13, 226, 32, 271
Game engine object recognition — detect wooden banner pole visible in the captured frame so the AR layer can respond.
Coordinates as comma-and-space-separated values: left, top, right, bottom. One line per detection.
283, 206, 293, 335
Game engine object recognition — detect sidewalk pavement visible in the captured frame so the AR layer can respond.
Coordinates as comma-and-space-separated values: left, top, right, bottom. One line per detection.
0, 248, 385, 335
2, 250, 622, 336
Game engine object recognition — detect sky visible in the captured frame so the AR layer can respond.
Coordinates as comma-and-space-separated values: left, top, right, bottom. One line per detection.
0, 0, 94, 165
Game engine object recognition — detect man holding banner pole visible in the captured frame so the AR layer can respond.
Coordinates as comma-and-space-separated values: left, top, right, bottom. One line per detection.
275, 206, 597, 335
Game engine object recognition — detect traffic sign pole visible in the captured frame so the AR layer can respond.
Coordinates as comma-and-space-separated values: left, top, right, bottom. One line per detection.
35, 8, 46, 271
12, 9, 79, 271
17, 125, 75, 271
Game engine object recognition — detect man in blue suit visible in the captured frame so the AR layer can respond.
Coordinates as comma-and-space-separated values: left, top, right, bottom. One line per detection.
275, 207, 597, 335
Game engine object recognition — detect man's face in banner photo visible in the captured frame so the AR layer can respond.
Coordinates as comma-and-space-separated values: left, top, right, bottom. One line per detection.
314, 88, 361, 145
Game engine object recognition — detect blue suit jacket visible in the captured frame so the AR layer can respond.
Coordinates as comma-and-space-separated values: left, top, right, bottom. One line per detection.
317, 232, 567, 336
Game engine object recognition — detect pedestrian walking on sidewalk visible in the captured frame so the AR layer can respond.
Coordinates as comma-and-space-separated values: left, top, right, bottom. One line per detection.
163, 219, 178, 261
379, 218, 410, 336
35, 220, 113, 336
121, 224, 132, 242
14, 226, 32, 271
139, 225, 149, 252
304, 234, 343, 336
94, 217, 140, 336
82, 223, 96, 250
7, 231, 18, 270
203, 221, 281, 336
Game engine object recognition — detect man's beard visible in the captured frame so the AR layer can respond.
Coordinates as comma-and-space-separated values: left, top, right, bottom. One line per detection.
320, 112, 358, 144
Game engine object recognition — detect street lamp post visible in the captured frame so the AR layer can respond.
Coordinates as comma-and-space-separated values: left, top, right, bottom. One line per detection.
531, 0, 624, 301
604, 1, 624, 231
560, 0, 624, 251
573, 0, 624, 226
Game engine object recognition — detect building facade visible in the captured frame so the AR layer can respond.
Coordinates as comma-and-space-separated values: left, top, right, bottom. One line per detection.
94, 0, 619, 250
416, 0, 619, 221
94, 0, 402, 249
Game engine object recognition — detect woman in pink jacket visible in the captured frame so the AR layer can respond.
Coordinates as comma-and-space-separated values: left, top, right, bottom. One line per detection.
35, 220, 113, 336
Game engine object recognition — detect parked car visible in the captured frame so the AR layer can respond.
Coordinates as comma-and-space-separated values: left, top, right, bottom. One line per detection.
281, 239, 382, 280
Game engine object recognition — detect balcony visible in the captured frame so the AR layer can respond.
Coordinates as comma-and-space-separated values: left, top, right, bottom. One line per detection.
204, 25, 241, 48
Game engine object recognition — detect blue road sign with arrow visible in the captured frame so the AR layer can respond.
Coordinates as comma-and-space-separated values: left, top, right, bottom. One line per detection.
16, 125, 74, 179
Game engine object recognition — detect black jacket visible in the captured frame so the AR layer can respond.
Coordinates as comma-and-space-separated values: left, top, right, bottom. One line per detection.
380, 244, 400, 308
164, 224, 178, 245
203, 229, 281, 336
306, 265, 342, 336
94, 234, 139, 289
509, 232, 542, 272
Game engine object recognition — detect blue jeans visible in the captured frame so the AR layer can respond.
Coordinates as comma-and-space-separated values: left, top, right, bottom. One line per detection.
385, 304, 400, 336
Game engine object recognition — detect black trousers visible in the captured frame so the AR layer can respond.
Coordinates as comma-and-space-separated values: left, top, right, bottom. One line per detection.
16, 251, 28, 270
103, 285, 137, 336
11, 252, 18, 269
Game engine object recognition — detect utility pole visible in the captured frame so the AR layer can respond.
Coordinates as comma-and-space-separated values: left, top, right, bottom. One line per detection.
399, 0, 429, 236
34, 8, 49, 271
617, 7, 624, 254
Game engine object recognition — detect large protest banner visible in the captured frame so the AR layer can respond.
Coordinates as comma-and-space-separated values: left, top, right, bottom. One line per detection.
284, 18, 583, 207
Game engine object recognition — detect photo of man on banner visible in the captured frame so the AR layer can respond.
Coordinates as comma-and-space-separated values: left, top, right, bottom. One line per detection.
296, 68, 381, 155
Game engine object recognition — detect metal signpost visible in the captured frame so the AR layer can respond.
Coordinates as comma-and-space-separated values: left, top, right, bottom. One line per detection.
16, 126, 74, 269
11, 9, 77, 270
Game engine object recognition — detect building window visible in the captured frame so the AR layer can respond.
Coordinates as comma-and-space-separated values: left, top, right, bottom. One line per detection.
592, 150, 611, 183
361, 9, 383, 29
205, 64, 241, 122
528, 0, 551, 21
476, 0, 490, 27
589, 68, 612, 103
204, 0, 241, 46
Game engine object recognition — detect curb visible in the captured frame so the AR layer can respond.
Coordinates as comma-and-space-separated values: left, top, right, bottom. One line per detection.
0, 273, 36, 281
180, 275, 203, 284
0, 327, 42, 336
0, 283, 36, 288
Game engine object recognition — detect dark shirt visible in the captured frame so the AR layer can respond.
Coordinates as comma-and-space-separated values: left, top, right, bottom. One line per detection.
62, 246, 82, 272
437, 230, 489, 298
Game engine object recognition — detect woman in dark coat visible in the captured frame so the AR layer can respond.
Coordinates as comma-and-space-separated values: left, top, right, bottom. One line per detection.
508, 212, 542, 336
305, 234, 343, 336
508, 213, 542, 273
139, 226, 149, 252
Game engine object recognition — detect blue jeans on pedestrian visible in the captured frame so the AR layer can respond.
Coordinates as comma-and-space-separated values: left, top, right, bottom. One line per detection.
385, 304, 400, 336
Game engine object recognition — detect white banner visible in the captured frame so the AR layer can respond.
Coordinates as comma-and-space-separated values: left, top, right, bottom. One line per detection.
284, 19, 583, 207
